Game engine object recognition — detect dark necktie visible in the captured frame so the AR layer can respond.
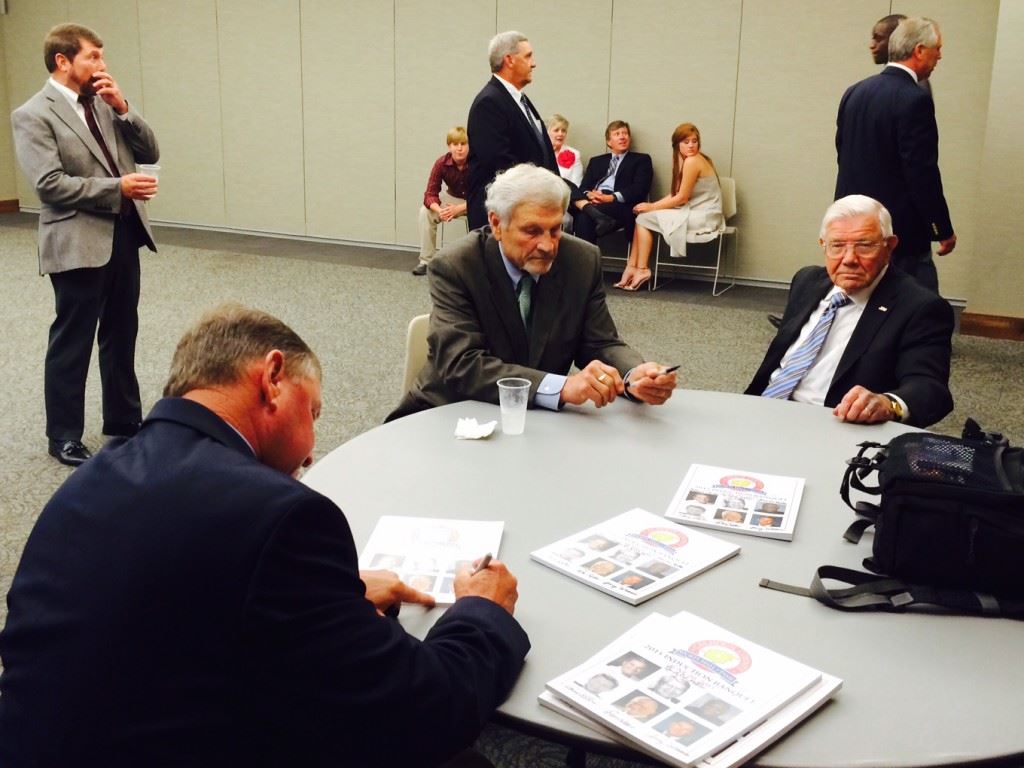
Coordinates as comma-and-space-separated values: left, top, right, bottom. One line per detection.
597, 154, 622, 192
762, 292, 850, 400
519, 94, 544, 143
78, 94, 131, 217
517, 276, 533, 329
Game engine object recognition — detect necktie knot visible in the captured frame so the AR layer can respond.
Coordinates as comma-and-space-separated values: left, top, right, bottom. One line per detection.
830, 292, 850, 311
77, 93, 94, 107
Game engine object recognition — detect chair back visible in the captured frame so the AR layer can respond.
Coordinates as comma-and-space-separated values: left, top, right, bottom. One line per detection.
402, 314, 430, 394
719, 177, 737, 220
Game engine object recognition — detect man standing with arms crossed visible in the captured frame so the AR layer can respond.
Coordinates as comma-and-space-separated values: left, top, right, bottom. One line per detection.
835, 17, 954, 293
12, 23, 159, 466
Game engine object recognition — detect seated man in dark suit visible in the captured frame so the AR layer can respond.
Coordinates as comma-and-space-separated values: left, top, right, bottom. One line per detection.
388, 163, 677, 421
570, 120, 653, 243
746, 195, 953, 428
0, 304, 529, 768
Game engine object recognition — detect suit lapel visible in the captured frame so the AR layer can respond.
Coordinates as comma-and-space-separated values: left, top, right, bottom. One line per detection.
833, 269, 898, 382
44, 83, 114, 175
482, 234, 531, 363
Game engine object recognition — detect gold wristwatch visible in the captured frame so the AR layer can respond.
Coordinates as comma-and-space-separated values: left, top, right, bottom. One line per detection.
885, 394, 904, 422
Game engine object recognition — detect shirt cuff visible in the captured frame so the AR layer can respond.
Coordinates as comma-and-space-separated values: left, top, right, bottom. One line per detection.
614, 192, 624, 203
535, 374, 566, 410
622, 367, 641, 403
885, 392, 910, 423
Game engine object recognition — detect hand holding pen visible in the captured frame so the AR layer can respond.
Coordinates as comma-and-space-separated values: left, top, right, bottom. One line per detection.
624, 362, 679, 406
455, 553, 520, 616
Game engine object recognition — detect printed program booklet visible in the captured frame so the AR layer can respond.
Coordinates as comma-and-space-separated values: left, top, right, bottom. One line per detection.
543, 611, 838, 768
664, 465, 805, 541
538, 675, 841, 768
358, 515, 503, 604
530, 508, 740, 605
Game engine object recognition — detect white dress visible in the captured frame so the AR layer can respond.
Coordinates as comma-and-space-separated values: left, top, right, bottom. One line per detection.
554, 145, 584, 186
634, 176, 724, 258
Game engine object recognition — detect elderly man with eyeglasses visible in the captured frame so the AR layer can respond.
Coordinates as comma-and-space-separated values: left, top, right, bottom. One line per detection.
745, 195, 953, 428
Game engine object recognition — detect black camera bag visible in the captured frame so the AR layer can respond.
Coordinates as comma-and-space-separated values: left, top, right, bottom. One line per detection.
760, 420, 1024, 617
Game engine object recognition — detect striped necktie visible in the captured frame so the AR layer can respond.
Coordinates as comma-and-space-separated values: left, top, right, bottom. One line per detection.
762, 291, 850, 400
517, 276, 533, 329
597, 154, 622, 192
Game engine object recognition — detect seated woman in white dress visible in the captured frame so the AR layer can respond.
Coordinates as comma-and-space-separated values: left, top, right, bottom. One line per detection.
615, 123, 723, 291
546, 113, 584, 186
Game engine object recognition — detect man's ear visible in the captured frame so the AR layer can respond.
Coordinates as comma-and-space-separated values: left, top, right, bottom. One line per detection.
259, 349, 286, 407
488, 211, 502, 239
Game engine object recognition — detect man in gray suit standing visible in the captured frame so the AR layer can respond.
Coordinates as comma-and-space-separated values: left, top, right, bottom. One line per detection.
12, 23, 159, 466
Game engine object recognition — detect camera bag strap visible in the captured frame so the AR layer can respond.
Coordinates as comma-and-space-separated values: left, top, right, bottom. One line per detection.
760, 566, 1024, 618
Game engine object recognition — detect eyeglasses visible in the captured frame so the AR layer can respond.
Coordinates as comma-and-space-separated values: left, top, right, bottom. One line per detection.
823, 240, 885, 258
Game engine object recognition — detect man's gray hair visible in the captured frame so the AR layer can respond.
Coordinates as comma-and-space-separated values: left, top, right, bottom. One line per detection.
489, 31, 528, 72
164, 303, 321, 397
820, 195, 893, 239
887, 17, 940, 62
485, 164, 569, 225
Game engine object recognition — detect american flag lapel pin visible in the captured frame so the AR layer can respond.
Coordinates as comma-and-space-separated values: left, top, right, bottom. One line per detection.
878, 306, 889, 312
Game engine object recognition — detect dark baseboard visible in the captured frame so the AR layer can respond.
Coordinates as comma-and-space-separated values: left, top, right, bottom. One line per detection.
960, 312, 1024, 341
0, 200, 19, 213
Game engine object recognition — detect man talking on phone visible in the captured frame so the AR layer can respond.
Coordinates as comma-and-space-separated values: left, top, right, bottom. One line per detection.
11, 23, 160, 467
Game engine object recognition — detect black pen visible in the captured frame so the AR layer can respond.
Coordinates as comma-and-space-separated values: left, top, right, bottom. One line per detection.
471, 553, 493, 575
661, 364, 681, 375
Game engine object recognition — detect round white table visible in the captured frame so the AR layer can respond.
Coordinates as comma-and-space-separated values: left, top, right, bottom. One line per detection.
304, 390, 1023, 767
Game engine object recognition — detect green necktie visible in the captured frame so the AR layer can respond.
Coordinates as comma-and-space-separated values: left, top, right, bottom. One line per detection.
517, 276, 533, 328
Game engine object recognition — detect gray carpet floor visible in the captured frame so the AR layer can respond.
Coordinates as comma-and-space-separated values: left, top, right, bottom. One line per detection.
1, 211, 1022, 766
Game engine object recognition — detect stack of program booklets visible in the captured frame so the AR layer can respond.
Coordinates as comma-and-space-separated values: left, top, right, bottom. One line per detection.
530, 509, 740, 605
358, 515, 503, 604
541, 611, 841, 768
665, 464, 806, 541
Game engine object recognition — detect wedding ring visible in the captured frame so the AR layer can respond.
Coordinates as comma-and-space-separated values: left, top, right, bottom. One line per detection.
597, 373, 609, 383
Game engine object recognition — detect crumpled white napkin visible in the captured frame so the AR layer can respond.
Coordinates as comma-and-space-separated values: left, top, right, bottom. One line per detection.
454, 417, 497, 439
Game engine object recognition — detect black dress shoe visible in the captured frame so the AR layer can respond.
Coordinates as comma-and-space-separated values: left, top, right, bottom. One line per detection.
411, 263, 427, 276
767, 313, 783, 329
103, 421, 141, 437
583, 205, 619, 238
48, 439, 93, 467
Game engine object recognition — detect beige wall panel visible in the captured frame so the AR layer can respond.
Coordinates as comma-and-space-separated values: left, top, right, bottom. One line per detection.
3, 0, 69, 206
137, 0, 225, 226
896, 0, 999, 301
69, 0, 144, 111
608, 0, 740, 200
0, 23, 19, 201
732, 1, 890, 282
969, 0, 1024, 318
497, 0, 613, 168
394, 1, 495, 247
302, 0, 394, 242
218, 0, 304, 235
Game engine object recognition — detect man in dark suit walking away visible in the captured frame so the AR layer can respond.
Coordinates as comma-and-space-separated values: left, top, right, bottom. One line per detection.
835, 17, 954, 293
